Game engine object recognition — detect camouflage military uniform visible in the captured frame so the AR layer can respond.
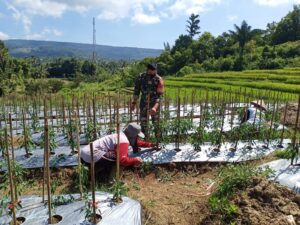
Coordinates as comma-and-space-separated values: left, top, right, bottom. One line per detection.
133, 72, 164, 138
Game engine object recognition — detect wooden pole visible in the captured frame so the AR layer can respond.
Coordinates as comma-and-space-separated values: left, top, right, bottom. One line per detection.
44, 99, 52, 224
116, 95, 120, 181
89, 142, 97, 224
291, 94, 300, 165
5, 127, 17, 225
267, 99, 277, 148
9, 113, 18, 202
279, 102, 288, 147
75, 112, 83, 199
146, 94, 150, 140
92, 95, 97, 140
175, 90, 181, 152
22, 109, 30, 158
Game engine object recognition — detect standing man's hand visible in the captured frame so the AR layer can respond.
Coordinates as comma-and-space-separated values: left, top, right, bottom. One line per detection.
131, 102, 137, 111
150, 107, 157, 116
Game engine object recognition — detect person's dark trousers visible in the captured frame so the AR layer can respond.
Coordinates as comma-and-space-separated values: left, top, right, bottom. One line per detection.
81, 158, 115, 182
140, 102, 160, 140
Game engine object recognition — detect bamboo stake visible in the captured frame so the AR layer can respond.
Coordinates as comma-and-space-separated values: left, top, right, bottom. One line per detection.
22, 109, 30, 158
75, 112, 83, 199
44, 99, 52, 224
68, 108, 75, 155
92, 95, 97, 140
175, 90, 181, 152
291, 94, 300, 165
146, 94, 150, 140
109, 95, 112, 130
62, 98, 66, 134
116, 95, 120, 181
89, 142, 97, 224
278, 102, 288, 148
5, 126, 17, 225
9, 114, 18, 201
266, 99, 277, 149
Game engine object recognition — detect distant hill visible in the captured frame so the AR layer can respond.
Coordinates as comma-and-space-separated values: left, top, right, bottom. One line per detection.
4, 39, 163, 60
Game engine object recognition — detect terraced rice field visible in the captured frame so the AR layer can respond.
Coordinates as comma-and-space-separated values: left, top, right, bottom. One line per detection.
165, 68, 300, 101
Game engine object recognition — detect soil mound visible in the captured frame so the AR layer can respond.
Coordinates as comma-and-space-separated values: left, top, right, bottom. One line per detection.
200, 177, 300, 225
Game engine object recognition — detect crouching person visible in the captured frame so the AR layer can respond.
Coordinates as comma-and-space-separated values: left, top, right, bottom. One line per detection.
80, 123, 156, 181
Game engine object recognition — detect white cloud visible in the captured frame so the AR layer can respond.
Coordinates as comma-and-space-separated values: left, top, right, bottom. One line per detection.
132, 12, 161, 24
168, 0, 222, 17
0, 31, 9, 40
253, 0, 300, 7
25, 27, 63, 40
227, 15, 238, 22
7, 0, 223, 29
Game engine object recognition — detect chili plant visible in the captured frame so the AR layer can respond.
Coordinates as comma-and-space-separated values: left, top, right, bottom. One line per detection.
85, 118, 95, 143
110, 179, 128, 203
66, 119, 77, 153
41, 126, 57, 155
81, 193, 101, 223
30, 111, 40, 133
20, 126, 36, 156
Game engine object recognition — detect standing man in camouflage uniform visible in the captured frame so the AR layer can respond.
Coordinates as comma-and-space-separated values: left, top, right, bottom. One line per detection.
131, 63, 164, 144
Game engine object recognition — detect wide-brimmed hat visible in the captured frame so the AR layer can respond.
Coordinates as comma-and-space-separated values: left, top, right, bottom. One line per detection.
123, 123, 145, 139
250, 100, 267, 111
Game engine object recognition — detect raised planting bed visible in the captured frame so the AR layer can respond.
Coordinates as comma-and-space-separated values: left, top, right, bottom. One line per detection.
0, 193, 141, 225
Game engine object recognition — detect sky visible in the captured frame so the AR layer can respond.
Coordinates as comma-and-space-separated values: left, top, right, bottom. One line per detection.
0, 0, 299, 49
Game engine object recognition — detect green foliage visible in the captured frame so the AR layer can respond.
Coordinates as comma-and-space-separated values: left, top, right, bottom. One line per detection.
20, 126, 36, 154
109, 179, 128, 202
275, 145, 299, 160
85, 118, 95, 143
139, 161, 154, 177
66, 118, 77, 151
208, 163, 272, 222
52, 195, 75, 207
186, 13, 201, 38
41, 126, 57, 154
272, 5, 300, 44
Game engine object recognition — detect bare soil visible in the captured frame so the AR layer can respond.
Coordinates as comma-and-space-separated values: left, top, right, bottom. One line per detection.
280, 102, 300, 127
2, 161, 300, 225
200, 177, 300, 225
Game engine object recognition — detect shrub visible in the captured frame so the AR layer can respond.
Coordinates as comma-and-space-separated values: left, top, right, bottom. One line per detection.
176, 66, 194, 77
208, 163, 272, 223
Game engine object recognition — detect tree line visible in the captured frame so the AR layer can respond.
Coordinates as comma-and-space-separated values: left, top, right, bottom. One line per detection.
149, 5, 300, 76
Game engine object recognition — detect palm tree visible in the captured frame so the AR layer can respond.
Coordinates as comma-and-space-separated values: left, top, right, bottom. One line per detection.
229, 20, 253, 54
186, 14, 201, 39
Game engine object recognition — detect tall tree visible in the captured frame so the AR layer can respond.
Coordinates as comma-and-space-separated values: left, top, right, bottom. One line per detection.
229, 20, 253, 53
271, 5, 300, 44
186, 13, 201, 38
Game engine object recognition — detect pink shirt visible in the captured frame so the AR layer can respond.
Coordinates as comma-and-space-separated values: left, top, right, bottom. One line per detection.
81, 132, 129, 163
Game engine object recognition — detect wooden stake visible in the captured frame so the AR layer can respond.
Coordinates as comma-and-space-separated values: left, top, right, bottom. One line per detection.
22, 109, 30, 158
279, 102, 288, 147
175, 90, 181, 151
74, 112, 83, 199
44, 99, 52, 224
92, 95, 97, 141
9, 113, 18, 201
89, 142, 97, 224
5, 127, 17, 225
146, 94, 150, 140
116, 95, 120, 181
291, 94, 300, 165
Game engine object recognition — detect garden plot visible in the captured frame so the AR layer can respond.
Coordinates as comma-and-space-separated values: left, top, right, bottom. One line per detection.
0, 193, 142, 225
262, 158, 300, 193
132, 139, 291, 165
0, 146, 78, 170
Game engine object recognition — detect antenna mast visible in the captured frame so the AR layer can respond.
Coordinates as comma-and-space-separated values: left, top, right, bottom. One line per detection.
92, 17, 96, 62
